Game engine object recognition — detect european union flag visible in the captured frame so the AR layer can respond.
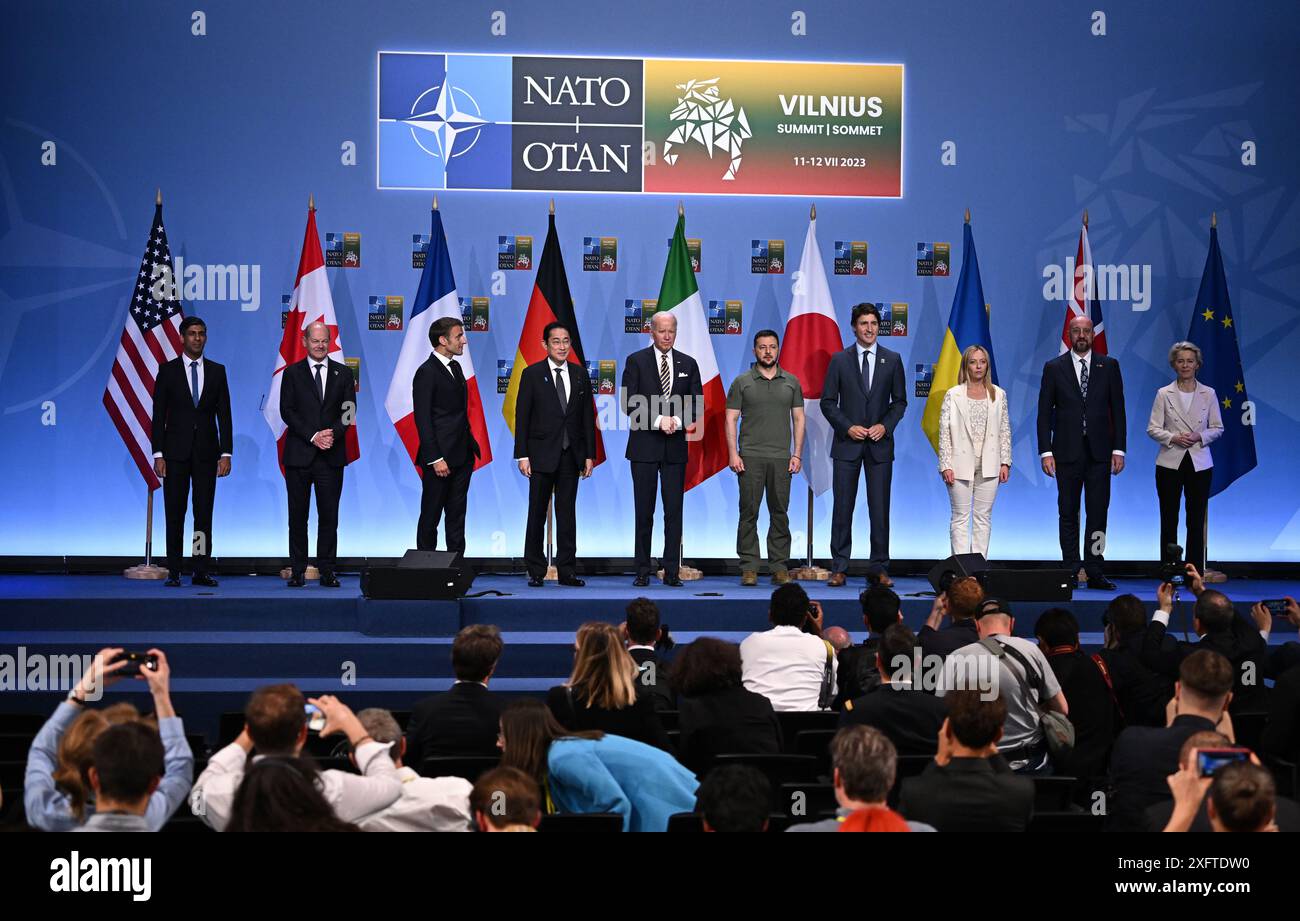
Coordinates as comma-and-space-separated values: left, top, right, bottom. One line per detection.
1187, 225, 1256, 496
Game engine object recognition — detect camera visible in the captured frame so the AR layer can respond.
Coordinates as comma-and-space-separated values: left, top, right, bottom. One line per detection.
1158, 543, 1186, 586
119, 651, 158, 677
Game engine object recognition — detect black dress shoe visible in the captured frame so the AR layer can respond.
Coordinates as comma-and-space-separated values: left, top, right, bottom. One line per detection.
1087, 576, 1117, 591
528, 576, 546, 587
633, 575, 650, 588
662, 575, 684, 587
287, 575, 305, 588
320, 575, 341, 588
164, 576, 181, 587
191, 574, 219, 588
558, 576, 585, 587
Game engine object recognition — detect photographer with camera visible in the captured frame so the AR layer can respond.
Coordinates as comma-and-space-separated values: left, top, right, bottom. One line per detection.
1142, 561, 1272, 712
740, 583, 838, 711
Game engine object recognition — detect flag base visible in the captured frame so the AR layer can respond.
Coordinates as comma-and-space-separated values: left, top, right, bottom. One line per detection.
1203, 568, 1228, 584
279, 566, 321, 581
657, 566, 703, 582
545, 565, 558, 582
791, 566, 831, 582
123, 564, 169, 580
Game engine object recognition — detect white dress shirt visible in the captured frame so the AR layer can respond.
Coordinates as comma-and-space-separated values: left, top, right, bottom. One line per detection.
354, 766, 474, 832
189, 740, 402, 831
739, 625, 836, 712
652, 347, 682, 430
153, 355, 231, 459
1040, 349, 1124, 458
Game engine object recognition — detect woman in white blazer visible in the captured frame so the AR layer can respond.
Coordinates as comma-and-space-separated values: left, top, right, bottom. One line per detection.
938, 345, 1012, 556
1147, 341, 1223, 571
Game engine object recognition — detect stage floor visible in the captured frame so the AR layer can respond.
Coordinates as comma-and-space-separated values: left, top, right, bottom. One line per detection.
1, 573, 1295, 742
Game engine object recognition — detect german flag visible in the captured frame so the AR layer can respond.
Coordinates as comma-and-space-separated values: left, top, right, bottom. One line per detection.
501, 210, 606, 466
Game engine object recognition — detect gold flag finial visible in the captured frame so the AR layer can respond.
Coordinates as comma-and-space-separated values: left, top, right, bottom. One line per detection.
810, 203, 816, 220
1083, 209, 1089, 227
549, 197, 555, 215
964, 207, 970, 224
1211, 211, 1217, 228
155, 188, 162, 206
432, 195, 438, 211
677, 200, 684, 218
309, 193, 315, 212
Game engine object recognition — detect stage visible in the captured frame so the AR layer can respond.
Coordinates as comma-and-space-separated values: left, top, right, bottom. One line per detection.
1, 573, 1296, 741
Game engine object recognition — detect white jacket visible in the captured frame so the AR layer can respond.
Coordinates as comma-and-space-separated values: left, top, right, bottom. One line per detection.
1147, 381, 1223, 471
937, 384, 1012, 480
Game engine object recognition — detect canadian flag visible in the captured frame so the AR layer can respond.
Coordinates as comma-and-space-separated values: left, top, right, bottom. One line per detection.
263, 204, 360, 469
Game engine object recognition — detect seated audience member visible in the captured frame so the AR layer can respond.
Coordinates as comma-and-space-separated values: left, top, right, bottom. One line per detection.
470, 766, 542, 832
918, 576, 984, 661
623, 597, 676, 711
547, 622, 672, 751
74, 722, 167, 833
1163, 759, 1279, 833
833, 584, 904, 707
823, 626, 852, 653
191, 684, 400, 831
405, 624, 504, 763
350, 708, 472, 832
937, 603, 1067, 775
898, 691, 1035, 832
1262, 659, 1300, 765
1141, 565, 1271, 713
1035, 607, 1115, 779
1097, 594, 1175, 727
788, 725, 934, 832
225, 758, 361, 833
25, 647, 192, 832
740, 583, 836, 711
1107, 649, 1235, 832
696, 764, 771, 832
840, 625, 947, 756
1146, 732, 1300, 832
499, 699, 697, 832
672, 637, 782, 774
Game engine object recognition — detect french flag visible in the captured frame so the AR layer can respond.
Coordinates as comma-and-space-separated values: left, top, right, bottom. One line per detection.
385, 206, 492, 472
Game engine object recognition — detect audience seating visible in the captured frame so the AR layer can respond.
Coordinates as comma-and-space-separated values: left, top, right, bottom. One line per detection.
775, 711, 839, 742
777, 781, 838, 818
792, 729, 835, 771
537, 813, 623, 832
1032, 776, 1079, 812
712, 753, 820, 786
417, 755, 499, 782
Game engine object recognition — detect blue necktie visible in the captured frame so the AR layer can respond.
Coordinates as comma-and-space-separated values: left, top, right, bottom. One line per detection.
190, 360, 200, 407
861, 349, 873, 393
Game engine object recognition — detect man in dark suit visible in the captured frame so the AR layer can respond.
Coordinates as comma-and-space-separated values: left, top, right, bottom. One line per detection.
1097, 594, 1176, 727
898, 690, 1034, 832
151, 316, 232, 587
405, 625, 504, 764
1035, 607, 1115, 779
1037, 315, 1126, 589
279, 320, 355, 588
514, 321, 596, 587
820, 303, 907, 587
413, 316, 481, 553
621, 311, 703, 587
1107, 649, 1234, 831
834, 584, 903, 707
623, 597, 675, 711
841, 624, 947, 756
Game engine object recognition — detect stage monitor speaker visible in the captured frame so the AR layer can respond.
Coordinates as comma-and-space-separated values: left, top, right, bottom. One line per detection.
976, 568, 1075, 602
361, 550, 474, 600
927, 553, 989, 593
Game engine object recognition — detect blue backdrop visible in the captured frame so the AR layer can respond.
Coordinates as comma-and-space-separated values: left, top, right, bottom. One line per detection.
3, 0, 1298, 561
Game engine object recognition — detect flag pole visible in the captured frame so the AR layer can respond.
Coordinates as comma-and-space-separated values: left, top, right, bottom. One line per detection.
1201, 211, 1228, 584
673, 199, 702, 582
545, 495, 557, 581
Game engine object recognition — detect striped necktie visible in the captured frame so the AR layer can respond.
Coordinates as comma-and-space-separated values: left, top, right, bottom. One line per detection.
659, 351, 671, 398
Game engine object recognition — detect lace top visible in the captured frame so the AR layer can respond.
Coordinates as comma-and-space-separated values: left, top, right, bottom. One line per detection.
938, 387, 1013, 474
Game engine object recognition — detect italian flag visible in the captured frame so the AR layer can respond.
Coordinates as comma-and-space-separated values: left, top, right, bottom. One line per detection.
660, 214, 727, 490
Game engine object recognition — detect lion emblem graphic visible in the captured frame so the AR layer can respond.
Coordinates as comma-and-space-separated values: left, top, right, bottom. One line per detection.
663, 77, 752, 181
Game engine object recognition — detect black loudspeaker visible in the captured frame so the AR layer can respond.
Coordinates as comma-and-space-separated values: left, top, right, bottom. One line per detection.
927, 553, 989, 593
977, 568, 1075, 602
361, 550, 474, 600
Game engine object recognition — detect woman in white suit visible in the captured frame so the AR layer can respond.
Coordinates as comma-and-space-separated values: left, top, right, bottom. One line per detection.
1147, 341, 1223, 571
938, 345, 1012, 556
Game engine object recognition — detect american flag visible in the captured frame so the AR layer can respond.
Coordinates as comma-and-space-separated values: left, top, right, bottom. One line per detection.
102, 202, 184, 491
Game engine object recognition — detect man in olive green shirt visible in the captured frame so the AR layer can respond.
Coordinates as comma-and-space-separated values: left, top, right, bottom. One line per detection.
725, 329, 806, 586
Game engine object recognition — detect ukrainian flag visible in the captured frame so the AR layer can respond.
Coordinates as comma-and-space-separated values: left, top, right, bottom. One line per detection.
921, 218, 997, 455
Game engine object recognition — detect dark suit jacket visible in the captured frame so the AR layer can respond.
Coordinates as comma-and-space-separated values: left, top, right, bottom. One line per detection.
629, 647, 676, 712
819, 344, 907, 463
833, 641, 881, 709
1107, 714, 1218, 832
676, 686, 782, 775
918, 618, 980, 661
1261, 660, 1300, 763
1140, 617, 1270, 713
1045, 649, 1116, 779
1036, 351, 1127, 460
413, 353, 480, 468
512, 359, 596, 472
621, 346, 703, 464
1145, 793, 1300, 832
279, 358, 355, 468
546, 685, 674, 753
404, 682, 503, 764
1098, 632, 1175, 728
151, 357, 232, 462
899, 757, 1034, 832
840, 685, 948, 756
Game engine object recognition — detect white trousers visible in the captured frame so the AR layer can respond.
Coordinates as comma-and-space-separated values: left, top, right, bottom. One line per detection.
947, 472, 1000, 556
